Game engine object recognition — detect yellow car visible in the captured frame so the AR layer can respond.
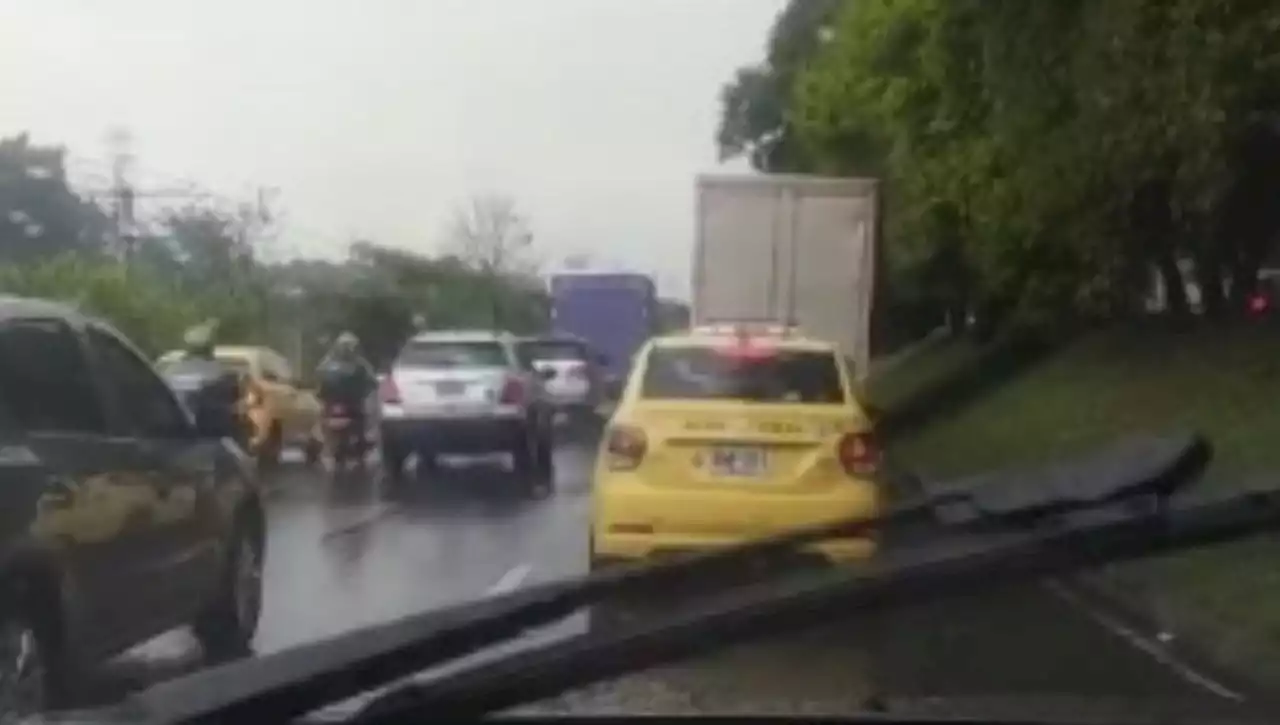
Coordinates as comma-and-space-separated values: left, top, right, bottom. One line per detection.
158, 345, 324, 467
590, 323, 882, 568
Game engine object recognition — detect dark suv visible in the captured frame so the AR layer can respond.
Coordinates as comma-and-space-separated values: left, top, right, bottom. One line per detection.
0, 298, 265, 715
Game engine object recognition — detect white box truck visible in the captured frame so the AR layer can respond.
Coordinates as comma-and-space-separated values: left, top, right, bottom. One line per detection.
691, 173, 880, 379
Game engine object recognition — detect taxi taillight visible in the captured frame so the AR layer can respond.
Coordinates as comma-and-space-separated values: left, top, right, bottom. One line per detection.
837, 431, 881, 477
605, 424, 647, 471
244, 382, 263, 407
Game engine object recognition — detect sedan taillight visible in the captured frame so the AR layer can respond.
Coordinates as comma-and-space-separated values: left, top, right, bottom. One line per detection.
499, 377, 525, 405
379, 376, 401, 405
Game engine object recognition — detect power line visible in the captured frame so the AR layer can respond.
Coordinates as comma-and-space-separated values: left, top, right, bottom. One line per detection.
67, 151, 362, 264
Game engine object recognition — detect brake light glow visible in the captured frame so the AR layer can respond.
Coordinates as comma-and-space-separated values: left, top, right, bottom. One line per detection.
499, 377, 525, 405
713, 336, 779, 361
837, 431, 881, 477
605, 424, 647, 471
379, 376, 402, 405
243, 384, 262, 407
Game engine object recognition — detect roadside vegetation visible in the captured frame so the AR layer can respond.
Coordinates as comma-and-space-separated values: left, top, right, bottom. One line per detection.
719, 0, 1280, 685
866, 324, 1280, 682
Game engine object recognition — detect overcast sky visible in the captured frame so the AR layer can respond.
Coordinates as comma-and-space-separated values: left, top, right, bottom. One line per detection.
0, 1, 782, 300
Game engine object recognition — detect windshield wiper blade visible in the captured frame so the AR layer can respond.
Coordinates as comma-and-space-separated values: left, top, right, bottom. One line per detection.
350, 479, 1280, 722
77, 432, 1208, 725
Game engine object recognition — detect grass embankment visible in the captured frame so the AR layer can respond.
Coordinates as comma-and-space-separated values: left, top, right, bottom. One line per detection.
867, 323, 1280, 684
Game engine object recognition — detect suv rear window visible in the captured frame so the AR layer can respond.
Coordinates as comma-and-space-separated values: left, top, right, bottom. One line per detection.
397, 340, 509, 369
639, 345, 846, 404
517, 339, 587, 363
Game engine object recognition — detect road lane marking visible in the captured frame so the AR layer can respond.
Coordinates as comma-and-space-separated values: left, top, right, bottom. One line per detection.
486, 564, 532, 596
1045, 581, 1245, 701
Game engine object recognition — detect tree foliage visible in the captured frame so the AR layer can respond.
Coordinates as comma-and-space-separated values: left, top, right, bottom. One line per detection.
723, 0, 1280, 336
0, 134, 109, 263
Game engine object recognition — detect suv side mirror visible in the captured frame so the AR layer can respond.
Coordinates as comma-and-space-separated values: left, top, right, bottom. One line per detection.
537, 368, 555, 381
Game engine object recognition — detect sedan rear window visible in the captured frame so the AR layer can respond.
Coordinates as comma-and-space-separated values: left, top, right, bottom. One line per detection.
639, 345, 846, 404
397, 341, 509, 369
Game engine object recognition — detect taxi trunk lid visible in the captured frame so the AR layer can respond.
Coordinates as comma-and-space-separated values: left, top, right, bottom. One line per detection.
624, 401, 863, 493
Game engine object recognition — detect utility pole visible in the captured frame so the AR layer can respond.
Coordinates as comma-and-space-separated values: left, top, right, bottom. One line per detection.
106, 127, 136, 267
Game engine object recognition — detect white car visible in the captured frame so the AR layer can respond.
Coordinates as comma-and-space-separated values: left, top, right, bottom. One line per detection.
515, 335, 608, 422
377, 330, 556, 492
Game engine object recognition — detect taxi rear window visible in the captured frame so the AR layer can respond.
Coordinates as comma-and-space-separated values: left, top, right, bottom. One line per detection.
639, 345, 846, 404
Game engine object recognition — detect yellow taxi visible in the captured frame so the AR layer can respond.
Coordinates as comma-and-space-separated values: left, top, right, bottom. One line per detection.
157, 345, 324, 467
590, 322, 882, 568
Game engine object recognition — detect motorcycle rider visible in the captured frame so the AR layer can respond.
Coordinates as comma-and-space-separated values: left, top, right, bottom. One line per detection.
315, 332, 378, 456
176, 319, 249, 447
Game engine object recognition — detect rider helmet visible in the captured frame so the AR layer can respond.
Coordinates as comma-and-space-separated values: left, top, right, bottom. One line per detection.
182, 319, 218, 359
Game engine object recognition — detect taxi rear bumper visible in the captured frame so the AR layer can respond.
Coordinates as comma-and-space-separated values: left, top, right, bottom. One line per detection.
590, 474, 881, 566
591, 534, 876, 566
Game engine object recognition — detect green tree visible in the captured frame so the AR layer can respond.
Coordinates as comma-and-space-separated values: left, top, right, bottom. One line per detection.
0, 134, 110, 263
778, 0, 1280, 334
716, 0, 845, 172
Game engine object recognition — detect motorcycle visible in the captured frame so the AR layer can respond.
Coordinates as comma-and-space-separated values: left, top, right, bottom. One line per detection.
321, 400, 369, 473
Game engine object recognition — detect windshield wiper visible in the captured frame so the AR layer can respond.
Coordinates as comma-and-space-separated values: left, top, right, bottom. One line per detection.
348, 440, 1261, 722
73, 431, 1240, 724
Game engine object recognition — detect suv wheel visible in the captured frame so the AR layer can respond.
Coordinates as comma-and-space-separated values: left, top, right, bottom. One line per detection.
534, 429, 556, 493
303, 436, 323, 467
193, 521, 263, 662
0, 604, 68, 719
381, 439, 408, 480
510, 427, 537, 476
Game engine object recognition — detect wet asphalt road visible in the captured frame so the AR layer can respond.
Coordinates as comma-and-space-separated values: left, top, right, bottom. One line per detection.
76, 424, 1250, 718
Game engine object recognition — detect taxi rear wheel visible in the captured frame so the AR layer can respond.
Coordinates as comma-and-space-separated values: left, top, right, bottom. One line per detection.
256, 423, 283, 470
586, 544, 632, 634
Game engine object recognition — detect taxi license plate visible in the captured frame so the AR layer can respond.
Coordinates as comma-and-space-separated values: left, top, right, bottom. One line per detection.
707, 446, 767, 477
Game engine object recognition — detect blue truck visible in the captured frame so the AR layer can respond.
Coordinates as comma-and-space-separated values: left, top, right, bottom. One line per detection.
549, 271, 656, 396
